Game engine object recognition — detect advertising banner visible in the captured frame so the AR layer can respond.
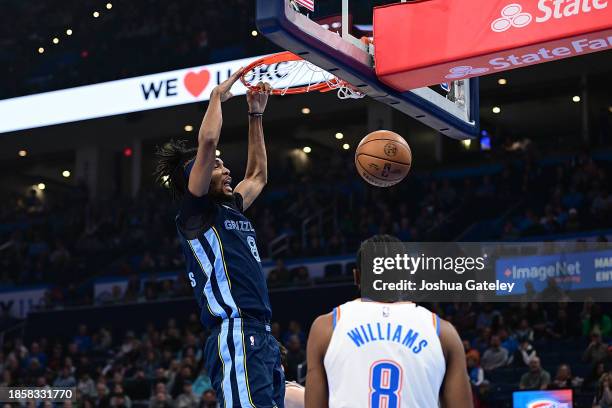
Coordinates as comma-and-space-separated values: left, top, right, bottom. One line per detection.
0, 287, 48, 318
0, 54, 330, 134
374, 0, 612, 89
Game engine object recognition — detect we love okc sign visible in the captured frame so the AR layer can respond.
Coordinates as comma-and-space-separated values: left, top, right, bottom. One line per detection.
0, 54, 321, 134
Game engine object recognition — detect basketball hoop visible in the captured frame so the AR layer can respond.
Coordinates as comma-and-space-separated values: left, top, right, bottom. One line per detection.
240, 51, 364, 100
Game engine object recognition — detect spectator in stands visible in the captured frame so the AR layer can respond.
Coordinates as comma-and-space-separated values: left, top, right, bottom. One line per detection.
472, 327, 492, 355
293, 266, 311, 286
583, 331, 609, 365
584, 362, 607, 392
285, 335, 305, 382
513, 340, 537, 368
110, 384, 132, 408
594, 373, 612, 408
26, 342, 47, 368
53, 366, 77, 388
551, 364, 581, 389
192, 367, 213, 398
77, 372, 96, 398
94, 381, 110, 407
149, 382, 173, 408
175, 381, 198, 408
283, 320, 306, 345
170, 365, 194, 398
565, 208, 582, 231
73, 325, 92, 353
476, 304, 500, 331
267, 269, 281, 288
124, 370, 150, 401
501, 220, 520, 239
546, 307, 578, 339
201, 389, 218, 408
583, 304, 612, 338
481, 335, 509, 371
515, 318, 535, 343
519, 357, 550, 390
271, 259, 291, 286
23, 358, 44, 385
467, 350, 485, 387
591, 188, 612, 217
526, 302, 548, 340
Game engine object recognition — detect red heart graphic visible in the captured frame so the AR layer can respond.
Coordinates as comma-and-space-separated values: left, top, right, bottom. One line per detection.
184, 69, 211, 97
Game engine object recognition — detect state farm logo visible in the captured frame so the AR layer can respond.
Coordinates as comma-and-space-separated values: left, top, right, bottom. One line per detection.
445, 65, 489, 79
491, 4, 532, 32
491, 0, 609, 33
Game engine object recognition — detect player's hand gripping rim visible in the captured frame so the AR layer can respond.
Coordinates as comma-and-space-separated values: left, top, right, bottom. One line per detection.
211, 67, 244, 103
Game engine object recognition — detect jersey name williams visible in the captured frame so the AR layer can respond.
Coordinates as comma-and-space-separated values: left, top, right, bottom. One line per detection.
346, 321, 429, 354
224, 219, 255, 232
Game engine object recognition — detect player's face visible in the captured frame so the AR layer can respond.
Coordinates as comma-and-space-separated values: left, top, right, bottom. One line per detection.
210, 158, 233, 199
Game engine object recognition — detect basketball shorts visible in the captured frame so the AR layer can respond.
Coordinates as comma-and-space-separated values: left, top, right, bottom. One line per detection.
204, 318, 285, 408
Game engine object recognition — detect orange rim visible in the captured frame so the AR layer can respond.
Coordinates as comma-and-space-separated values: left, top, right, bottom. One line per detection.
240, 51, 336, 95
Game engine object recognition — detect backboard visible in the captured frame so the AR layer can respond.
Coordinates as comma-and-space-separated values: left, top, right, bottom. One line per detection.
256, 0, 480, 140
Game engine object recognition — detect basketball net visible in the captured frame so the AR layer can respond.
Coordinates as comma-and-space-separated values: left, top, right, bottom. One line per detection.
241, 52, 365, 100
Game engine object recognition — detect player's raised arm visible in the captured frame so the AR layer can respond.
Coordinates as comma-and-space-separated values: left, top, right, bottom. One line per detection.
439, 319, 474, 408
235, 82, 271, 210
305, 313, 333, 408
188, 68, 243, 197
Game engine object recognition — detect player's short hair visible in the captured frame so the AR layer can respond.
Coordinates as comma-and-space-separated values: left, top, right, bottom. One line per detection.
153, 139, 197, 200
356, 234, 401, 271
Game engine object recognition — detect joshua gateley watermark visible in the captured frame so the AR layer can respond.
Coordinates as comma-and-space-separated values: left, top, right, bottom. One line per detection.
372, 277, 515, 293
359, 242, 612, 303
369, 253, 515, 293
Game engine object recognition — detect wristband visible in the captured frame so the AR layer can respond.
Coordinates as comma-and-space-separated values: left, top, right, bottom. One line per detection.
248, 112, 264, 117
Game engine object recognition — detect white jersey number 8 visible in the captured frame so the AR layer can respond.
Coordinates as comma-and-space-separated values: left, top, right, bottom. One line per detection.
369, 360, 403, 408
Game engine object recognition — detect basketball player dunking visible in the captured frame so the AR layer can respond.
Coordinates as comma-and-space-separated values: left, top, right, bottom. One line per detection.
305, 235, 473, 408
155, 70, 285, 408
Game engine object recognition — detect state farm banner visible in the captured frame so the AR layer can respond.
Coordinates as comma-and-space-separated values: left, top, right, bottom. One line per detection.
374, 0, 612, 90
0, 54, 327, 134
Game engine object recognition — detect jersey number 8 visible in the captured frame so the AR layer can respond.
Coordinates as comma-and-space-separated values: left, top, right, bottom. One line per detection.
369, 360, 403, 408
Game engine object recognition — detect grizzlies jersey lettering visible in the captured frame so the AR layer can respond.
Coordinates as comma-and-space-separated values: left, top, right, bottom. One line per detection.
177, 192, 272, 328
324, 300, 445, 408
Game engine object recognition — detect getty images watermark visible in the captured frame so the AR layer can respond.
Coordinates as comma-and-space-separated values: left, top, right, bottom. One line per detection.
359, 241, 612, 303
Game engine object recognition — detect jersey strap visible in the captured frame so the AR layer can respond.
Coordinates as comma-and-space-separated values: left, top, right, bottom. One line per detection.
432, 312, 441, 337
332, 306, 341, 329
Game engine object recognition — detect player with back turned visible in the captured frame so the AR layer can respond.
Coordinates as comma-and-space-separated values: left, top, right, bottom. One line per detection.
154, 70, 285, 408
305, 235, 474, 408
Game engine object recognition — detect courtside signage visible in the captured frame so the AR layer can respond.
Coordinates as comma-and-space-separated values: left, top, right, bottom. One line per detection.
374, 0, 612, 90
0, 55, 324, 133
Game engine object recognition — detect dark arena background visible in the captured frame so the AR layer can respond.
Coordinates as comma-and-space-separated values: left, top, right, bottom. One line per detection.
1, 1, 612, 407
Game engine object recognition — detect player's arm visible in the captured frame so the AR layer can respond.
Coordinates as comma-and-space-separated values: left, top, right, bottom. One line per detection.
188, 69, 243, 197
305, 313, 333, 408
439, 319, 474, 408
235, 82, 271, 210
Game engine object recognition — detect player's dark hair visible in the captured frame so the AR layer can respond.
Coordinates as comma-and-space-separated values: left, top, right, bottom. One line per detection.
153, 139, 197, 200
356, 234, 402, 272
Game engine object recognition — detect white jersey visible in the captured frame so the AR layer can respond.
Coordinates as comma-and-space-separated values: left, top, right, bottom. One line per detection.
324, 300, 445, 408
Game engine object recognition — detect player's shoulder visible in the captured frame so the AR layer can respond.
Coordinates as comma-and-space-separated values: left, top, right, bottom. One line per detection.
437, 318, 462, 360
311, 311, 334, 333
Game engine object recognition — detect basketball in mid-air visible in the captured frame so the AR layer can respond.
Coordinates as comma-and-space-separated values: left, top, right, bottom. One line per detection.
354, 130, 412, 187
